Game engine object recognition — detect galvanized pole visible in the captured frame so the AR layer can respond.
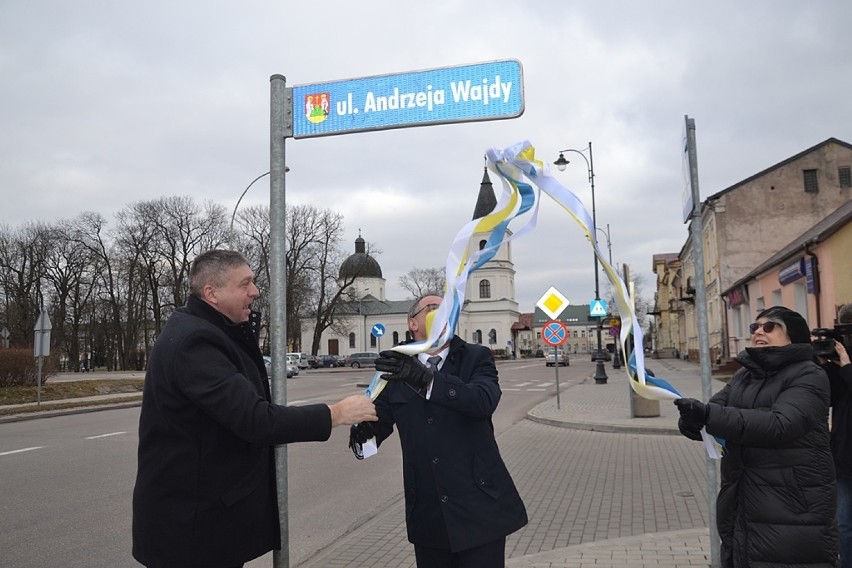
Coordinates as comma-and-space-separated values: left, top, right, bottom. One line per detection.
686, 115, 720, 567
270, 74, 290, 568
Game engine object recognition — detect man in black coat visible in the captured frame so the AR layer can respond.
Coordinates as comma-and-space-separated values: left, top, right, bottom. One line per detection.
132, 249, 376, 568
350, 292, 528, 568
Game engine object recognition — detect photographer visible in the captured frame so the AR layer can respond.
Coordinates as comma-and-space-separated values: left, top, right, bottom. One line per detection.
820, 304, 852, 568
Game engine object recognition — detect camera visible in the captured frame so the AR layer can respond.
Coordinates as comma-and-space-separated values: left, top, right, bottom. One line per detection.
811, 324, 852, 358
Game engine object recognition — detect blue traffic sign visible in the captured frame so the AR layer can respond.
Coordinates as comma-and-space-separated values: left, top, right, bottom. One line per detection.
589, 299, 608, 317
371, 323, 386, 338
291, 59, 524, 138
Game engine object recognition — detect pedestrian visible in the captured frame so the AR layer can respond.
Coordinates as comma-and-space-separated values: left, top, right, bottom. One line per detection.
674, 305, 837, 567
349, 292, 528, 568
820, 304, 852, 568
132, 249, 376, 568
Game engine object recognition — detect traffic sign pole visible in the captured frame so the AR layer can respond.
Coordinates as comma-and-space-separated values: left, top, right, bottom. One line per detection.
542, 319, 568, 409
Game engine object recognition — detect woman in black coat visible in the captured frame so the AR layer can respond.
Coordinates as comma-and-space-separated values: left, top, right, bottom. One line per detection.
675, 306, 837, 567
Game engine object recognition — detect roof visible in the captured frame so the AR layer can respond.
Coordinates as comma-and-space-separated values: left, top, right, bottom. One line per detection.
706, 137, 852, 203
339, 236, 383, 279
471, 167, 497, 220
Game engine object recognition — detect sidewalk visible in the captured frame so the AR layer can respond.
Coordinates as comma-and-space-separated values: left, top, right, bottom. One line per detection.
1, 357, 725, 567
295, 356, 724, 568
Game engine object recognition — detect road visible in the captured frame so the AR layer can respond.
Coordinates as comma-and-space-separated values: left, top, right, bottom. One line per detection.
0, 358, 579, 567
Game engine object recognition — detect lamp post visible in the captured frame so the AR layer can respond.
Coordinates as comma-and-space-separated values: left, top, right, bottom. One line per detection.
554, 142, 608, 384
595, 223, 621, 369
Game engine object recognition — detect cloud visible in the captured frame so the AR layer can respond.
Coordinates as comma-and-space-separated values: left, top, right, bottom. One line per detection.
1, 0, 851, 312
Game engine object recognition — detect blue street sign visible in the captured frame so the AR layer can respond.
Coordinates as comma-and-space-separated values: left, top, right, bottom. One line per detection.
589, 299, 608, 317
291, 59, 524, 138
371, 323, 386, 338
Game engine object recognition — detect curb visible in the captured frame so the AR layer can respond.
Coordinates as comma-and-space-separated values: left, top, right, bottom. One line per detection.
526, 411, 679, 435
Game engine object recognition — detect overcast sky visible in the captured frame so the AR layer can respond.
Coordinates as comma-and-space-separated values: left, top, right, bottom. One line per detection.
2, 1, 851, 312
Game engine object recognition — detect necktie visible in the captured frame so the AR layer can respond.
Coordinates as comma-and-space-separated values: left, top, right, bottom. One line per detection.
426, 356, 442, 370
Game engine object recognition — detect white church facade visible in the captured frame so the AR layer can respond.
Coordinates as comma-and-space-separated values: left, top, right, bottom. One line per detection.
299, 168, 523, 360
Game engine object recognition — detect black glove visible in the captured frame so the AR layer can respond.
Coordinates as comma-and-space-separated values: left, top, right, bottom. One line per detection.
348, 421, 375, 460
674, 398, 709, 427
374, 351, 433, 390
678, 417, 703, 441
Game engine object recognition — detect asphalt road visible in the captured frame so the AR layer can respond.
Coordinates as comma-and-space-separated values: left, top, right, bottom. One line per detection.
0, 359, 576, 568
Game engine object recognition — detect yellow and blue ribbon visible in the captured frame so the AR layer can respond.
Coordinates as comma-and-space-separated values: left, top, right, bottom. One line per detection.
364, 139, 722, 458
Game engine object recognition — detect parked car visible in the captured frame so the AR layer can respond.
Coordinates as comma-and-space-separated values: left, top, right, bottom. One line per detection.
545, 349, 570, 367
287, 352, 310, 369
534, 348, 545, 358
318, 354, 341, 368
306, 355, 320, 369
264, 356, 298, 378
343, 352, 380, 368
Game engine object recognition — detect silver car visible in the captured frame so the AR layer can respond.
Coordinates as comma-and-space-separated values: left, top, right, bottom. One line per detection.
263, 356, 299, 378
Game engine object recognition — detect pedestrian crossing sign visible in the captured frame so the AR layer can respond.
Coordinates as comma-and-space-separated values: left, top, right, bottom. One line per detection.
589, 299, 607, 317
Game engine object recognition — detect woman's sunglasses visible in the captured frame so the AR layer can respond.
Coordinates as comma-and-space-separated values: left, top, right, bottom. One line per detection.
748, 321, 783, 335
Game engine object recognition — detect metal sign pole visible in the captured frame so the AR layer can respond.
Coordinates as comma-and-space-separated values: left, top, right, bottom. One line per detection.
686, 115, 720, 568
270, 74, 290, 568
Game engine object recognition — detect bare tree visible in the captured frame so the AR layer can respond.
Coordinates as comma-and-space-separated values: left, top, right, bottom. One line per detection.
0, 222, 50, 346
398, 266, 446, 298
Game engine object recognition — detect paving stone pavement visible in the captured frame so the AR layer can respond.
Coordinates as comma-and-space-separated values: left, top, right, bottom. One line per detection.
295, 357, 725, 568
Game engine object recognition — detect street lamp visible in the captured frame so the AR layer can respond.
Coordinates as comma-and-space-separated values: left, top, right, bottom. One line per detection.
229, 167, 289, 245
554, 142, 608, 384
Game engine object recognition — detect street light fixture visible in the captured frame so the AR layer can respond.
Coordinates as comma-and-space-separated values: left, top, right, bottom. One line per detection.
229, 167, 289, 245
554, 142, 608, 384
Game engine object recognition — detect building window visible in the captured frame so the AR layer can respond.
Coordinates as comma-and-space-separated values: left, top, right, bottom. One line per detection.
405, 331, 414, 342
474, 330, 483, 344
803, 169, 819, 193
489, 329, 497, 345
370, 335, 376, 348
479, 280, 491, 299
479, 239, 487, 250
348, 333, 356, 348
840, 166, 852, 188
393, 331, 399, 345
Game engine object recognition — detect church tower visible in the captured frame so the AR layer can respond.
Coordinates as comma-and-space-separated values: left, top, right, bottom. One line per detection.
458, 167, 520, 349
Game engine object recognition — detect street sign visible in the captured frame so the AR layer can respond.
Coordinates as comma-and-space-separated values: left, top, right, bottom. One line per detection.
291, 59, 524, 138
589, 299, 608, 317
537, 286, 570, 320
371, 323, 386, 338
34, 309, 52, 357
542, 320, 568, 347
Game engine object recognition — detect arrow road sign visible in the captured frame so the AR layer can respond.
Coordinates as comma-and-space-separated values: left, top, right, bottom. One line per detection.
371, 323, 386, 338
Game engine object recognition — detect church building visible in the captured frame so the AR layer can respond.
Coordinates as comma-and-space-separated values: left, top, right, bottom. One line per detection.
299, 168, 522, 360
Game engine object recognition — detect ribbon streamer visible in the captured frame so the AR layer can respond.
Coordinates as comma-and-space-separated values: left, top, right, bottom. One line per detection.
364, 140, 722, 457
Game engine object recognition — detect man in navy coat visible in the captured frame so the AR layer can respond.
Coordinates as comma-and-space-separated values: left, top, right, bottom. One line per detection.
351, 292, 527, 568
132, 249, 376, 568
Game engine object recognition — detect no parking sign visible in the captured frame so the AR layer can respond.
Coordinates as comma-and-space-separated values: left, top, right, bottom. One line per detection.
542, 320, 568, 347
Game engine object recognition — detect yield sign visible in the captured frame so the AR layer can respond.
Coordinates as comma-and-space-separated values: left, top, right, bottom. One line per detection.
542, 320, 568, 347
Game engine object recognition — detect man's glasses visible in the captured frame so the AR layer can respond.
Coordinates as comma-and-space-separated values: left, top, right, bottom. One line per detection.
749, 321, 784, 335
410, 303, 439, 318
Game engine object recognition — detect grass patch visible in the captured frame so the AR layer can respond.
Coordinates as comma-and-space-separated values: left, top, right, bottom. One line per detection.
0, 379, 145, 406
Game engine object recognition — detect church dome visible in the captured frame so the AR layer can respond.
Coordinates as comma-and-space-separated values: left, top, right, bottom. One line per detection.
339, 236, 383, 279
